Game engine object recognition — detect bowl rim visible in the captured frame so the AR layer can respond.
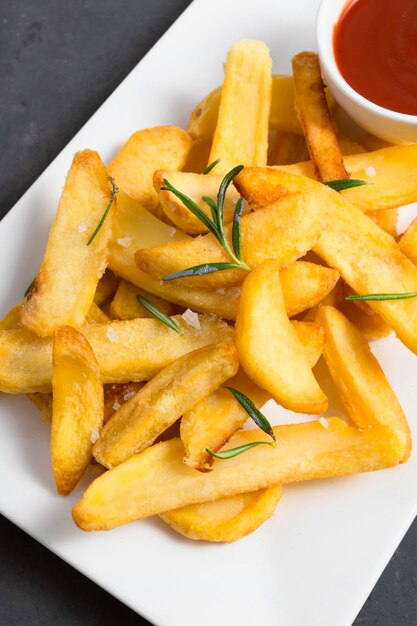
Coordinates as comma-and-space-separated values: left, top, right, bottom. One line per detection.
316, 0, 417, 125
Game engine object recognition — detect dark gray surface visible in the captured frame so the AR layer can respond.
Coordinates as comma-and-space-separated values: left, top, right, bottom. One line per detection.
0, 1, 415, 625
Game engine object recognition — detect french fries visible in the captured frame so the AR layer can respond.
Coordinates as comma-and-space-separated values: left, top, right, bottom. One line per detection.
103, 382, 143, 423
73, 419, 405, 530
20, 150, 114, 336
0, 315, 234, 393
135, 189, 329, 289
399, 216, 417, 265
93, 343, 239, 468
93, 270, 120, 306
160, 486, 283, 542
181, 324, 324, 471
315, 306, 411, 461
292, 52, 349, 181
236, 259, 327, 414
108, 126, 192, 219
208, 40, 272, 172
51, 326, 103, 495
268, 131, 309, 166
109, 279, 174, 321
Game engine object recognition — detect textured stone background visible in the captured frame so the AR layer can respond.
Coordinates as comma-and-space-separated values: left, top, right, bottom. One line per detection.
0, 1, 416, 624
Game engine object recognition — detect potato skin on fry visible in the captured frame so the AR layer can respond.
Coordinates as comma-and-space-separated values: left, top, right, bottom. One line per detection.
93, 343, 239, 468
160, 486, 283, 543
108, 126, 192, 219
73, 419, 405, 530
236, 259, 327, 414
20, 150, 114, 337
51, 326, 103, 495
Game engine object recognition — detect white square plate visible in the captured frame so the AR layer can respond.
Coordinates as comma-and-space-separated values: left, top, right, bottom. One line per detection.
1, 1, 416, 625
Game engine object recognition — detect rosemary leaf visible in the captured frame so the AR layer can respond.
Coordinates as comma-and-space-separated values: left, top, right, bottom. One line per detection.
202, 195, 220, 229
231, 198, 245, 261
346, 292, 417, 302
87, 177, 119, 246
163, 262, 240, 281
206, 440, 275, 460
223, 386, 276, 440
217, 164, 244, 228
324, 179, 369, 192
162, 179, 220, 240
136, 294, 183, 334
202, 158, 221, 175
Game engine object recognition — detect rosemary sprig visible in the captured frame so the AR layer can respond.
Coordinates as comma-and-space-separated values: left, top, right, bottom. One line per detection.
24, 278, 35, 298
87, 177, 119, 246
324, 179, 369, 192
346, 292, 417, 302
223, 386, 276, 441
201, 158, 221, 175
136, 294, 183, 334
161, 165, 250, 280
206, 441, 275, 459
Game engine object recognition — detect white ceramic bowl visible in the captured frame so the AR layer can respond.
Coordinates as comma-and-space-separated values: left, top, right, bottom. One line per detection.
317, 0, 417, 143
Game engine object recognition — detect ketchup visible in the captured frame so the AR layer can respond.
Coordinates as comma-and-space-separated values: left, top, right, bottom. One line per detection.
333, 0, 417, 115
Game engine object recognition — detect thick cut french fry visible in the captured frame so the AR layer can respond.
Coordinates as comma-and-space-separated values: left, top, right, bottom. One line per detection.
20, 151, 113, 337
187, 75, 337, 139
236, 259, 327, 414
0, 315, 234, 393
103, 382, 144, 423
160, 486, 283, 543
208, 40, 272, 172
135, 190, 329, 289
27, 392, 53, 423
368, 209, 398, 238
108, 126, 192, 219
154, 170, 239, 235
84, 302, 110, 325
72, 419, 405, 530
280, 262, 339, 317
284, 145, 417, 213
183, 136, 213, 174
181, 323, 324, 472
93, 343, 239, 468
268, 131, 309, 166
236, 167, 417, 354
109, 279, 174, 321
51, 327, 103, 495
399, 216, 417, 265
315, 306, 411, 461
93, 270, 120, 306
292, 52, 349, 182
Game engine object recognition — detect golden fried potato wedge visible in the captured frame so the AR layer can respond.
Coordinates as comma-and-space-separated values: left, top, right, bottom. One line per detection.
338, 300, 392, 341
27, 392, 53, 423
0, 315, 234, 393
108, 192, 240, 318
108, 126, 192, 219
236, 259, 327, 413
109, 279, 174, 321
368, 209, 398, 238
84, 303, 110, 325
135, 189, 329, 289
268, 131, 309, 166
187, 75, 337, 139
181, 323, 324, 472
0, 304, 21, 330
73, 418, 405, 530
20, 151, 114, 337
292, 52, 349, 181
51, 326, 103, 495
315, 306, 411, 461
280, 262, 339, 317
208, 40, 272, 172
160, 486, 283, 542
93, 270, 120, 306
103, 382, 144, 423
183, 136, 213, 174
399, 216, 417, 265
154, 170, 239, 235
93, 343, 239, 468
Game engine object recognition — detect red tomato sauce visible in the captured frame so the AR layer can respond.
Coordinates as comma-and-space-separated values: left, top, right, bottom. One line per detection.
333, 0, 417, 115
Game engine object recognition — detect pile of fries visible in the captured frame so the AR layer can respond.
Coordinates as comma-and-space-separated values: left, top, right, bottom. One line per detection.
2, 39, 417, 543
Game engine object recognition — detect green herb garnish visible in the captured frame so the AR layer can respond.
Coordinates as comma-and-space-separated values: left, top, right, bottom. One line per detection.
201, 158, 221, 175
161, 165, 250, 280
324, 179, 369, 192
24, 278, 35, 298
346, 292, 417, 302
87, 177, 119, 246
223, 386, 276, 441
206, 440, 275, 459
136, 294, 183, 334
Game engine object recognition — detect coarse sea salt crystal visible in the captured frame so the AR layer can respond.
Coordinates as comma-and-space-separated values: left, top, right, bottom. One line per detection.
167, 226, 177, 237
78, 223, 87, 233
181, 308, 201, 330
123, 391, 136, 401
113, 401, 121, 411
117, 237, 132, 248
106, 327, 118, 342
365, 166, 376, 177
357, 260, 365, 268
319, 417, 329, 429
90, 430, 100, 444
